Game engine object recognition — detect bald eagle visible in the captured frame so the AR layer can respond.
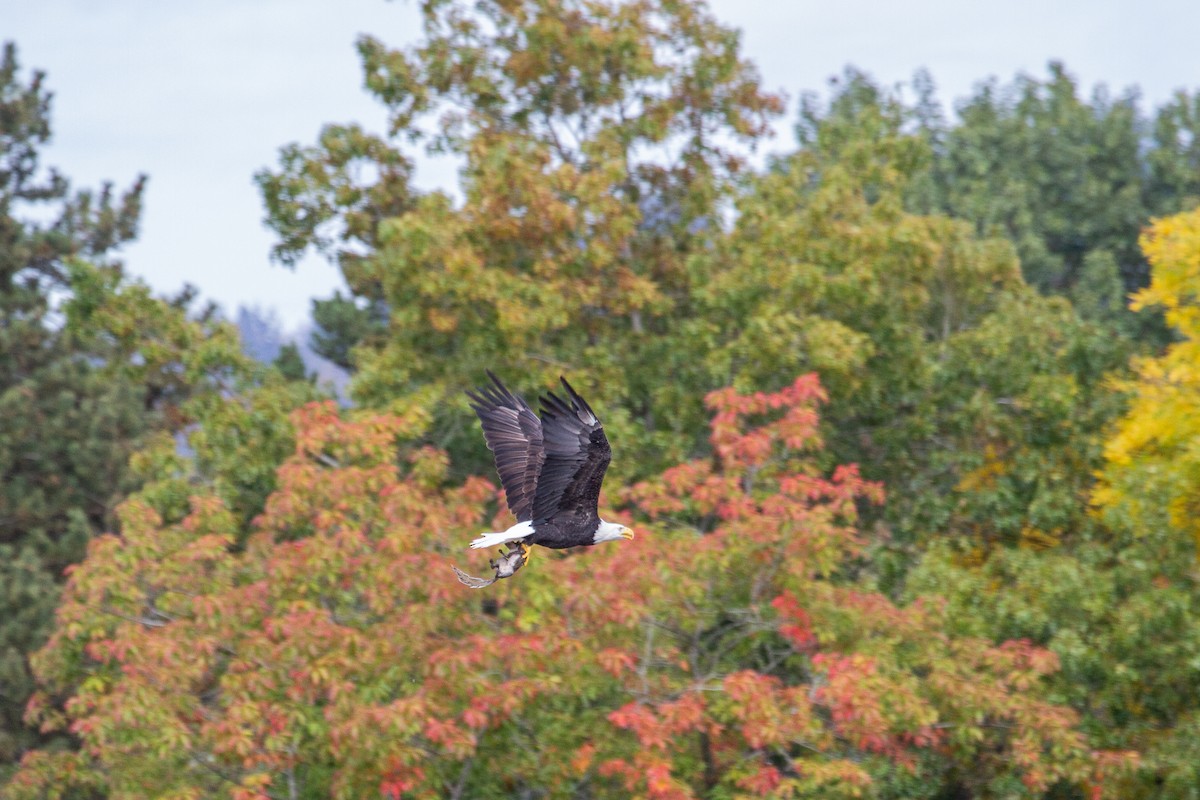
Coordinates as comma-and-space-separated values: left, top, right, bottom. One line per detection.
454, 371, 634, 586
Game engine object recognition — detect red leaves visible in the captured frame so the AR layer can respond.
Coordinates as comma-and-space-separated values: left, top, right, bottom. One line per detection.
658, 694, 705, 734
737, 764, 782, 794
706, 374, 828, 470
379, 766, 425, 799
600, 754, 694, 800
645, 761, 692, 800
812, 654, 896, 753
14, 374, 1104, 798
422, 717, 475, 757
771, 592, 817, 649
722, 670, 816, 750
608, 702, 671, 750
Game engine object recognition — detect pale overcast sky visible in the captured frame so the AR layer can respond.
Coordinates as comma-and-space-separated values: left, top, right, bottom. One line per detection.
7, 0, 1200, 329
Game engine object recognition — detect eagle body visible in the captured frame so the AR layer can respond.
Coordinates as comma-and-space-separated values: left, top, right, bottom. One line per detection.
523, 510, 603, 550
465, 372, 633, 562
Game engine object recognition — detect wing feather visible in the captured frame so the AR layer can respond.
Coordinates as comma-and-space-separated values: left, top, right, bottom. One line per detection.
466, 371, 545, 522
531, 377, 612, 522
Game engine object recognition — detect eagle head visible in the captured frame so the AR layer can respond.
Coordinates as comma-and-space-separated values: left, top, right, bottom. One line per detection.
594, 519, 635, 544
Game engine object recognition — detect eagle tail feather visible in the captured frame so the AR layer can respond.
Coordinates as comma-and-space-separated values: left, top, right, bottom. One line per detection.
469, 520, 534, 550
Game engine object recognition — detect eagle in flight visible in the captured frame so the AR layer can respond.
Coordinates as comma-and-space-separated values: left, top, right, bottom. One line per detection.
452, 371, 634, 588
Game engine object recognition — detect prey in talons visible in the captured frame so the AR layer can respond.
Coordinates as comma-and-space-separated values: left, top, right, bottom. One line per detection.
451, 544, 529, 589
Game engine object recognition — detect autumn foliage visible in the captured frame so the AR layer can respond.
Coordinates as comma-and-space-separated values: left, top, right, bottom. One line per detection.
7, 376, 1115, 798
11, 0, 1200, 795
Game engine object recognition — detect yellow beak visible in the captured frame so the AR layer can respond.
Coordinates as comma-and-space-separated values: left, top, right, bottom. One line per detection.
620, 528, 635, 541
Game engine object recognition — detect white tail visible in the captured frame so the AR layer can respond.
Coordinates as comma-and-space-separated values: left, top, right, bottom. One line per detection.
469, 520, 534, 550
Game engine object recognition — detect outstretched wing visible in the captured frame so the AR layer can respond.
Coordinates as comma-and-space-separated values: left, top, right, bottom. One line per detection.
466, 371, 545, 522
531, 377, 612, 522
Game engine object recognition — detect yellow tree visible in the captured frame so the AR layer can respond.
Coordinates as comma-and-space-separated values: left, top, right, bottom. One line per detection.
1096, 206, 1200, 543
906, 206, 1200, 798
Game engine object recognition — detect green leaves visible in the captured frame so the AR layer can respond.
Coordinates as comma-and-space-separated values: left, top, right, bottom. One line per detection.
257, 0, 784, 489
10, 378, 1106, 798
8, 4, 1200, 796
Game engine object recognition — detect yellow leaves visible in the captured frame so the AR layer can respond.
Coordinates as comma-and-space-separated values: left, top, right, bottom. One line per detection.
1018, 526, 1063, 551
1097, 207, 1200, 550
1133, 207, 1200, 334
424, 305, 458, 333
955, 445, 1009, 493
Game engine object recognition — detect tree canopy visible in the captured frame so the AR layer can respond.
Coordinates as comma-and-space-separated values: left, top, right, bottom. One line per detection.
0, 42, 322, 777
6, 1, 1200, 797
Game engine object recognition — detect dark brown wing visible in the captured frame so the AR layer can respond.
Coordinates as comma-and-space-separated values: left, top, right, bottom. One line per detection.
466, 371, 545, 522
531, 377, 612, 522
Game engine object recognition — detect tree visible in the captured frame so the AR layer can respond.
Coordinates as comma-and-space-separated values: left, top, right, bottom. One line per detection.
1146, 90, 1200, 217
257, 0, 783, 480
1096, 206, 1200, 535
800, 65, 1200, 342
9, 376, 1115, 799
690, 87, 1134, 566
0, 43, 321, 775
902, 206, 1200, 798
273, 343, 311, 383
927, 63, 1146, 297
0, 41, 149, 771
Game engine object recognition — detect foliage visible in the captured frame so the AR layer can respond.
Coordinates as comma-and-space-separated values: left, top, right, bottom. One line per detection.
0, 43, 323, 775
1147, 91, 1200, 217
903, 206, 1200, 798
0, 41, 151, 772
925, 63, 1146, 296
8, 378, 1112, 799
800, 65, 1200, 343
9, 1, 1200, 795
1096, 206, 1200, 539
257, 0, 783, 479
1088, 211, 1200, 794
257, 1, 1138, 571
698, 94, 1133, 558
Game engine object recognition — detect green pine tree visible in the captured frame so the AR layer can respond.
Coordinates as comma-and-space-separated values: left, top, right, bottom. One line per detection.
0, 43, 319, 775
0, 42, 150, 769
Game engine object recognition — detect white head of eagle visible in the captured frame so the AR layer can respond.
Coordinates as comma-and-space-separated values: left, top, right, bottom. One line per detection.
593, 519, 634, 544
464, 371, 636, 563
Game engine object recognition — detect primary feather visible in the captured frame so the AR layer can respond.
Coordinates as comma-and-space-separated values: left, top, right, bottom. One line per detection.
531, 377, 612, 524
465, 372, 626, 553
465, 371, 545, 522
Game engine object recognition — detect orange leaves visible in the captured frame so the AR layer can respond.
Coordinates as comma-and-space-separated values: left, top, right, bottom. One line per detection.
379, 766, 425, 800
15, 373, 1102, 797
723, 670, 816, 750
289, 401, 413, 464
422, 717, 476, 758
771, 593, 816, 649
599, 753, 695, 800
608, 702, 672, 750
706, 373, 827, 469
608, 695, 709, 753
991, 637, 1063, 690
597, 647, 637, 677
736, 764, 783, 795
812, 653, 918, 758
628, 375, 880, 585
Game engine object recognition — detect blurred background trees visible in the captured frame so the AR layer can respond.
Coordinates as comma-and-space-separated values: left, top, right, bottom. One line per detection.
0, 43, 320, 778
4, 0, 1200, 796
